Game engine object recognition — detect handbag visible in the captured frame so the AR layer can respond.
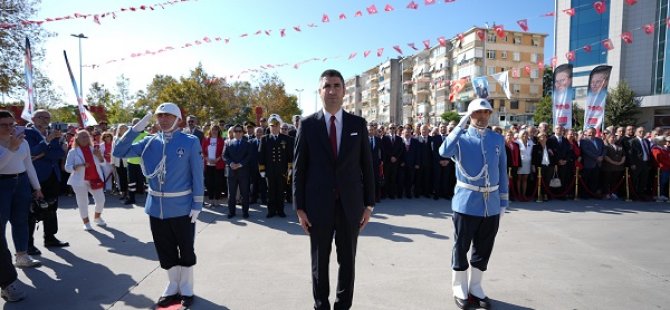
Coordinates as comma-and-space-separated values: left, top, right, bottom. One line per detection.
549, 166, 562, 188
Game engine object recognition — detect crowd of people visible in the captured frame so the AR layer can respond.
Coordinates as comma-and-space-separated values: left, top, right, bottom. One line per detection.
1, 102, 669, 304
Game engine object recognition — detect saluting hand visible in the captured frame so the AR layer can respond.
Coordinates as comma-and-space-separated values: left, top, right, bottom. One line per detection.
296, 209, 311, 235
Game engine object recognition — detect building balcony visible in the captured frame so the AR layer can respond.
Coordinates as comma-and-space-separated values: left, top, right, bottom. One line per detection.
416, 86, 431, 94
417, 102, 431, 114
402, 94, 413, 106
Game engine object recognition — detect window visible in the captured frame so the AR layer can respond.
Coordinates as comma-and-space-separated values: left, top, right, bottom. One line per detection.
487, 33, 497, 42
530, 69, 539, 79
513, 36, 522, 45
510, 100, 519, 109
532, 38, 540, 47
500, 51, 507, 59
569, 0, 610, 66
530, 53, 538, 63
530, 85, 539, 94
486, 50, 496, 59
513, 52, 521, 61
512, 84, 521, 93
487, 66, 496, 75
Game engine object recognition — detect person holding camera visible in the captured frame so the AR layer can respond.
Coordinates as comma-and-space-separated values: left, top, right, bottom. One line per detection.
24, 109, 69, 255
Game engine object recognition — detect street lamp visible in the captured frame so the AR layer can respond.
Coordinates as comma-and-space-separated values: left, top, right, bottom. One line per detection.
295, 88, 304, 108
70, 33, 88, 97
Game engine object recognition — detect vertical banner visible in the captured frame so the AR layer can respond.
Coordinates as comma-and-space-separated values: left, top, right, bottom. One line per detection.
552, 64, 574, 128
583, 65, 612, 130
64, 50, 97, 127
22, 37, 36, 122
491, 71, 511, 99
471, 76, 490, 99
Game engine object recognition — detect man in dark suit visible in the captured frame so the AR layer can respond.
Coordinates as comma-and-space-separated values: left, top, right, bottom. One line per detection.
627, 126, 652, 200
579, 127, 605, 198
399, 127, 420, 199
183, 115, 204, 142
223, 124, 251, 218
293, 69, 375, 310
381, 124, 404, 199
248, 126, 262, 204
368, 122, 383, 203
259, 115, 293, 218
546, 125, 575, 197
416, 124, 433, 198
432, 123, 453, 200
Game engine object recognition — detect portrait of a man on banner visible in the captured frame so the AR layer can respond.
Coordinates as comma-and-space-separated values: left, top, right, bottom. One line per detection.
471, 76, 489, 99
552, 64, 574, 128
583, 65, 612, 130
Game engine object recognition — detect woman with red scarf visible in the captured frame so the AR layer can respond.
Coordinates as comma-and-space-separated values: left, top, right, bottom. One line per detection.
201, 125, 225, 207
98, 132, 114, 192
64, 130, 107, 231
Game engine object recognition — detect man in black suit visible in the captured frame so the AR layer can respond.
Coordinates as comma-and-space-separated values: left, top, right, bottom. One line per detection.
223, 124, 251, 218
293, 69, 375, 310
259, 115, 293, 218
368, 122, 383, 203
382, 124, 404, 199
432, 123, 453, 200
579, 127, 605, 198
416, 124, 433, 198
546, 125, 574, 197
628, 126, 652, 200
183, 115, 204, 142
248, 126, 262, 204
399, 127, 421, 199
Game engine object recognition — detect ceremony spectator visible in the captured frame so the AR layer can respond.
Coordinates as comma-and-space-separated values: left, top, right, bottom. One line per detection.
601, 135, 626, 200
531, 133, 556, 200
580, 127, 605, 199
98, 132, 114, 192
505, 131, 521, 200
627, 127, 652, 200
516, 131, 533, 198
112, 124, 130, 201
183, 115, 204, 142
202, 125, 225, 207
547, 125, 574, 198
652, 136, 670, 200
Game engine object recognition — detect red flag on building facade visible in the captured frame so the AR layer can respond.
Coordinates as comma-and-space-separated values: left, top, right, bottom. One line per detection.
583, 44, 592, 52
643, 23, 654, 35
621, 32, 633, 44
594, 1, 606, 14
563, 8, 575, 16
602, 38, 614, 50
566, 50, 575, 62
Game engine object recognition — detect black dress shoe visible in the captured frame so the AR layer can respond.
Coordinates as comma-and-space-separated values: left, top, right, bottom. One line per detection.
266, 212, 275, 218
156, 294, 181, 307
44, 238, 69, 248
277, 212, 287, 218
454, 296, 470, 309
27, 245, 41, 256
181, 295, 194, 308
469, 294, 491, 309
227, 213, 236, 219
243, 212, 249, 219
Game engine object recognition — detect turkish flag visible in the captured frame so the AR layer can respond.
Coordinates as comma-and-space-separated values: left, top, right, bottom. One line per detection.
348, 52, 357, 60
425, 0, 436, 5
293, 26, 301, 32
565, 50, 575, 62
493, 25, 505, 38
364, 50, 371, 57
355, 10, 363, 17
643, 24, 654, 35
322, 14, 329, 23
476, 29, 485, 41
393, 45, 403, 55
438, 36, 447, 47
524, 65, 531, 75
280, 29, 286, 37
563, 8, 575, 16
385, 4, 394, 11
408, 43, 418, 50
551, 57, 557, 69
457, 33, 464, 42
407, 1, 418, 9
542, 11, 555, 17
512, 68, 520, 78
621, 32, 633, 44
339, 13, 346, 20
602, 38, 614, 50
423, 40, 430, 49
367, 5, 378, 14
517, 19, 528, 32
625, 0, 637, 5
537, 61, 544, 70
377, 48, 384, 57
593, 1, 606, 14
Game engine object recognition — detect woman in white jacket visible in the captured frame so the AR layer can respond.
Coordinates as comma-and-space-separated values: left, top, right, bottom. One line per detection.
64, 130, 107, 231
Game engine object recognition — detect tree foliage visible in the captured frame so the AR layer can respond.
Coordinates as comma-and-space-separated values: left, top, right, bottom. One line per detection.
533, 95, 552, 125
605, 81, 640, 127
542, 66, 553, 97
441, 111, 461, 123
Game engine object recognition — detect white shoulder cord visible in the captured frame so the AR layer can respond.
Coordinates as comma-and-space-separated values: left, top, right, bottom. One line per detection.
454, 130, 489, 183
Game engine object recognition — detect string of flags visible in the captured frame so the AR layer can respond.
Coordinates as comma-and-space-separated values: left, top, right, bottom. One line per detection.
0, 0, 197, 29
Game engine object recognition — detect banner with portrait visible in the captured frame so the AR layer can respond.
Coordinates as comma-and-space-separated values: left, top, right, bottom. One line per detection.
471, 76, 489, 99
583, 65, 612, 130
552, 64, 573, 129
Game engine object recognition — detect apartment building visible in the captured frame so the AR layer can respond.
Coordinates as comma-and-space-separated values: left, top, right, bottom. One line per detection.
342, 75, 362, 116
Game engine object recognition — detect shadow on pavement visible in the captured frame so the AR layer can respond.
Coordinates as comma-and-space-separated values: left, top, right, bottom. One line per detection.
508, 199, 670, 215
489, 299, 536, 310
91, 226, 157, 260
362, 221, 449, 242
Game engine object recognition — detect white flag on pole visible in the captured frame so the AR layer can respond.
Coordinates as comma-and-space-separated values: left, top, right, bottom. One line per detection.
491, 71, 511, 99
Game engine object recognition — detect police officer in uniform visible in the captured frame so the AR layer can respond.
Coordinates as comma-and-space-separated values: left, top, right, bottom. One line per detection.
113, 103, 204, 308
259, 115, 293, 218
439, 98, 508, 309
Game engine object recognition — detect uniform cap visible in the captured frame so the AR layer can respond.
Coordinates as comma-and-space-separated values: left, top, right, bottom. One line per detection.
155, 102, 182, 119
467, 98, 493, 114
268, 114, 283, 126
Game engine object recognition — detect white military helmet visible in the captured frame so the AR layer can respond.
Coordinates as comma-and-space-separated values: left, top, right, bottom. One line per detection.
467, 98, 493, 114
268, 113, 283, 126
155, 102, 182, 120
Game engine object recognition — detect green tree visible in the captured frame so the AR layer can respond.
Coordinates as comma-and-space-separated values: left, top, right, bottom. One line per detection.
249, 73, 302, 123
572, 105, 584, 129
542, 66, 553, 97
605, 81, 640, 127
441, 111, 461, 123
533, 95, 552, 125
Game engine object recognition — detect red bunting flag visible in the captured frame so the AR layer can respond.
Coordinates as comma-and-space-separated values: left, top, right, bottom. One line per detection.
621, 32, 633, 44
293, 26, 301, 32
203, 37, 211, 43
307, 23, 317, 28
563, 8, 575, 16
524, 65, 531, 75
566, 50, 575, 62
583, 44, 592, 53
476, 29, 485, 41
445, 0, 456, 3
667, 17, 670, 27
541, 11, 555, 17
407, 1, 418, 9
280, 29, 286, 37
385, 4, 394, 11
593, 1, 606, 14
493, 25, 505, 38
348, 52, 357, 60
364, 50, 371, 57
393, 45, 403, 55
339, 13, 346, 20
423, 39, 431, 49
517, 19, 528, 32
355, 10, 363, 17
643, 23, 654, 35
457, 33, 464, 41
93, 14, 100, 25
254, 30, 262, 35
408, 43, 418, 50
367, 5, 378, 14
512, 68, 520, 78
625, 0, 637, 5
438, 36, 447, 47
224, 38, 230, 44
322, 14, 330, 23
240, 33, 248, 37
377, 48, 384, 57
425, 0, 436, 5
602, 38, 614, 50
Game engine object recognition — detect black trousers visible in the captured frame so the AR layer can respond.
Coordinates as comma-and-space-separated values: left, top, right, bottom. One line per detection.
227, 169, 250, 215
433, 162, 455, 198
310, 200, 359, 310
127, 163, 145, 198
383, 162, 399, 198
399, 165, 416, 198
452, 212, 500, 271
205, 166, 224, 200
631, 162, 650, 198
267, 173, 285, 215
150, 215, 196, 270
0, 211, 17, 288
250, 167, 267, 202
29, 173, 60, 245
416, 163, 432, 197
581, 167, 600, 198
115, 162, 128, 193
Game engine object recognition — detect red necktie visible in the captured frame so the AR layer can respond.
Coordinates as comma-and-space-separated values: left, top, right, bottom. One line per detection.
330, 115, 337, 158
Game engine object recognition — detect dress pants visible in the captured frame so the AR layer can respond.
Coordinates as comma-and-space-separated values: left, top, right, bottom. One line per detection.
150, 215, 196, 270
310, 199, 359, 310
383, 162, 399, 198
127, 162, 145, 196
227, 169, 250, 215
267, 173, 285, 215
452, 212, 500, 272
631, 161, 650, 199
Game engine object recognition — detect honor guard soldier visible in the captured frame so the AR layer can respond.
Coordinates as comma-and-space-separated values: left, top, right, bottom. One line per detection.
113, 102, 204, 308
259, 114, 293, 218
439, 98, 509, 310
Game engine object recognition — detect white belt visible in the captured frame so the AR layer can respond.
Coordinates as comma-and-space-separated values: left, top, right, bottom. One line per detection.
148, 188, 192, 198
456, 181, 499, 193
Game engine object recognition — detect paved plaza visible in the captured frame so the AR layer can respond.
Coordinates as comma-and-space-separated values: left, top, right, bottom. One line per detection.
2, 194, 669, 309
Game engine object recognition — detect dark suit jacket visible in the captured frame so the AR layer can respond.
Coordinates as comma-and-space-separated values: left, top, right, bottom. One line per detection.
418, 135, 433, 169
381, 135, 404, 163
25, 127, 65, 182
223, 138, 251, 176
580, 138, 605, 169
531, 144, 557, 167
627, 137, 651, 167
547, 135, 574, 163
293, 110, 375, 226
369, 136, 383, 179
247, 137, 261, 173
400, 138, 421, 167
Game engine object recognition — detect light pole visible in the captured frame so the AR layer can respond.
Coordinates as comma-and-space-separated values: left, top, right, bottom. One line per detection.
70, 33, 88, 97
295, 88, 304, 108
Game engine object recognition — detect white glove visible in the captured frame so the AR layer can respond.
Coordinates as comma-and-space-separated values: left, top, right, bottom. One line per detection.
457, 112, 471, 129
189, 209, 201, 223
260, 172, 266, 178
499, 207, 506, 219
132, 111, 153, 132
